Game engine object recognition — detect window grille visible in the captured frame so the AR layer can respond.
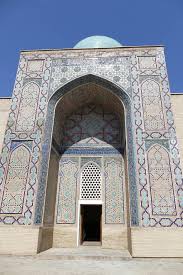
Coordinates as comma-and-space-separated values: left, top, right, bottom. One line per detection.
80, 162, 102, 200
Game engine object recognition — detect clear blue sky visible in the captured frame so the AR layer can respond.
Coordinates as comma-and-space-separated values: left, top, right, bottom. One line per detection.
0, 0, 183, 97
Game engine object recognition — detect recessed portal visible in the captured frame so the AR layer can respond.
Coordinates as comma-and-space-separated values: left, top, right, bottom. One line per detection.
48, 81, 129, 250
81, 205, 102, 244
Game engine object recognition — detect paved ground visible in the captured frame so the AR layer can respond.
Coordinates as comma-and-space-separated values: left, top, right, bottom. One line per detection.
1, 255, 183, 275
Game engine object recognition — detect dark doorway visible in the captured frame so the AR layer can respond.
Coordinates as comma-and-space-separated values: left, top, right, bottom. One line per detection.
81, 205, 102, 244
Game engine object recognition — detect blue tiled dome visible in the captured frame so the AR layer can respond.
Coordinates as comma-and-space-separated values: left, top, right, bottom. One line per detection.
74, 35, 121, 49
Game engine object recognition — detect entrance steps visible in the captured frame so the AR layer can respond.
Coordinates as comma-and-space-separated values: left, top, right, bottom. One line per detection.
38, 247, 132, 261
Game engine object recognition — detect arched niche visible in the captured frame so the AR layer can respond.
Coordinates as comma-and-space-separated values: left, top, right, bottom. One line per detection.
147, 143, 176, 216
34, 74, 138, 230
0, 144, 30, 214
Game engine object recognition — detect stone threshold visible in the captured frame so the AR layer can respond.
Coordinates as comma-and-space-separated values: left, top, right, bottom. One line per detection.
37, 247, 132, 261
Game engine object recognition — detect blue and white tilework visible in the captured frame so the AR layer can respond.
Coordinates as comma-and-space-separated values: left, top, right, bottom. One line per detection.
0, 47, 182, 228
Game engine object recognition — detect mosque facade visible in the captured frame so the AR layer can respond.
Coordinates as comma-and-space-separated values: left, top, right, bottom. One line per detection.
0, 36, 183, 257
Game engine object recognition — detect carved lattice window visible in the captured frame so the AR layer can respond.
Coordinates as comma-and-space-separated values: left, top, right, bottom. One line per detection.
80, 162, 102, 200
141, 80, 165, 131
16, 82, 40, 131
0, 145, 30, 214
147, 144, 176, 215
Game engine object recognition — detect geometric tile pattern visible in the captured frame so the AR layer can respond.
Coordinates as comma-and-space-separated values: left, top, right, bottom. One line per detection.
81, 157, 102, 168
0, 54, 51, 225
0, 138, 36, 225
145, 139, 169, 151
34, 72, 136, 224
141, 79, 165, 131
132, 49, 183, 227
26, 59, 44, 73
147, 144, 177, 216
0, 46, 182, 229
104, 157, 125, 224
0, 144, 30, 214
56, 155, 124, 225
56, 158, 78, 224
62, 104, 121, 148
16, 82, 40, 132
50, 56, 131, 96
138, 56, 157, 69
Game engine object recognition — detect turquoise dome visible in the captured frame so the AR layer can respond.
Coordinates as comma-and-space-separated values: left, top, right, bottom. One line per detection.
74, 35, 121, 49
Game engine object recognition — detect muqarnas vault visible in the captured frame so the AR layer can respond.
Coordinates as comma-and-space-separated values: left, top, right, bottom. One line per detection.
0, 36, 183, 257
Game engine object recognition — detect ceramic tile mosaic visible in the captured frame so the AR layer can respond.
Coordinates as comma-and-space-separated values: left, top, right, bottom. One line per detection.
0, 144, 30, 214
0, 46, 182, 228
62, 104, 121, 148
141, 79, 165, 131
104, 157, 125, 224
138, 56, 157, 69
56, 157, 78, 224
147, 144, 176, 216
26, 59, 44, 73
16, 82, 40, 132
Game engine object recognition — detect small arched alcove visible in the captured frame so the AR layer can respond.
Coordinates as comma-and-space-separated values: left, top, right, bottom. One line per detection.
39, 75, 137, 253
